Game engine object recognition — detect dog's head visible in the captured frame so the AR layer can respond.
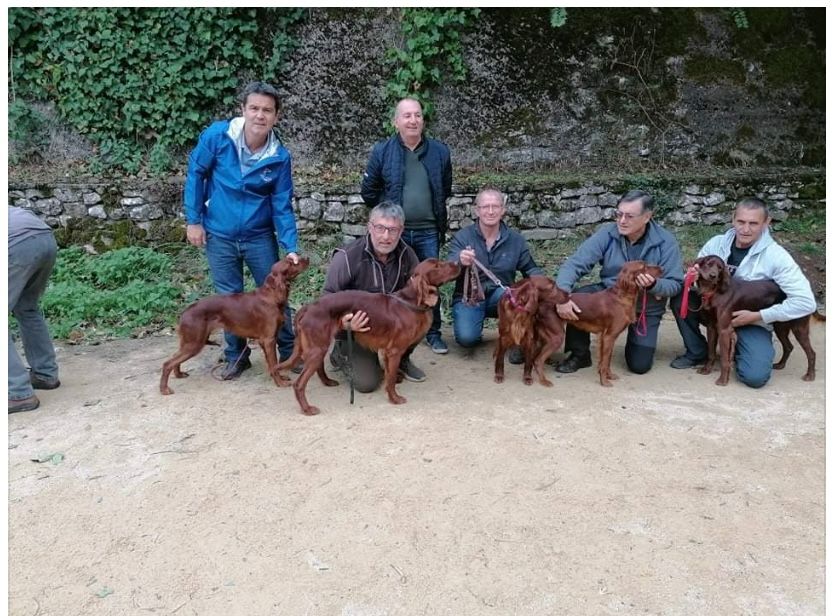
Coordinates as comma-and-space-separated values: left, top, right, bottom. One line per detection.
263, 256, 310, 295
693, 255, 729, 293
411, 258, 461, 288
615, 260, 664, 293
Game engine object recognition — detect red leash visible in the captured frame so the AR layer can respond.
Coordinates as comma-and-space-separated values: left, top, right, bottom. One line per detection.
679, 267, 699, 318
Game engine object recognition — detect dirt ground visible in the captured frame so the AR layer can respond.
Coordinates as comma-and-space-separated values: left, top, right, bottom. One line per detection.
8, 318, 825, 616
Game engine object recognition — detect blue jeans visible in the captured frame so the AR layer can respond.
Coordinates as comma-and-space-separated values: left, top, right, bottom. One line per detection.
8, 233, 59, 400
401, 228, 442, 341
452, 286, 506, 348
204, 233, 295, 362
672, 289, 775, 388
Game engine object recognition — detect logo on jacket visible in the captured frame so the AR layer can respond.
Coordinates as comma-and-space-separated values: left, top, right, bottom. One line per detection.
261, 168, 273, 182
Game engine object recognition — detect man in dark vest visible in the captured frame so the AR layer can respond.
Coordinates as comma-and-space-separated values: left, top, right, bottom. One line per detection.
361, 98, 453, 355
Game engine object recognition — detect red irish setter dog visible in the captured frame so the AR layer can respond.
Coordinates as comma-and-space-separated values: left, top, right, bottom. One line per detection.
159, 256, 309, 395
277, 258, 460, 415
494, 275, 568, 387
688, 254, 822, 385
565, 260, 663, 387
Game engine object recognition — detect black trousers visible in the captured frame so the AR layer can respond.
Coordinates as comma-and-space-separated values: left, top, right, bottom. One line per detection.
563, 283, 663, 375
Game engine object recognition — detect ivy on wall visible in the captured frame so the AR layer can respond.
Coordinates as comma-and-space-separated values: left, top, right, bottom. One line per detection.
8, 7, 306, 174
385, 8, 480, 120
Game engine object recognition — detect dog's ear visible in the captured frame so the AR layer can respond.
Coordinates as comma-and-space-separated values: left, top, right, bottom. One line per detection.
423, 286, 439, 307
716, 261, 730, 293
413, 275, 434, 307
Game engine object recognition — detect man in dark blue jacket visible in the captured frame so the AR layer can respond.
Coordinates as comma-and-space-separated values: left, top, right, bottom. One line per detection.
554, 189, 684, 375
184, 81, 300, 380
448, 188, 544, 362
361, 98, 453, 354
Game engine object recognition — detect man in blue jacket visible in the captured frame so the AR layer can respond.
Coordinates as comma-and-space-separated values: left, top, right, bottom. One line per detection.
555, 189, 684, 375
448, 188, 544, 361
184, 81, 300, 380
361, 98, 453, 354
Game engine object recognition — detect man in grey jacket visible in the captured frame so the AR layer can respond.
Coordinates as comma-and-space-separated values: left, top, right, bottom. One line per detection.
555, 189, 684, 375
670, 197, 816, 387
9, 207, 61, 413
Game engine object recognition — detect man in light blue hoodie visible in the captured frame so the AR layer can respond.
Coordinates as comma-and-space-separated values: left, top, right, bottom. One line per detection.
184, 81, 300, 380
670, 197, 817, 388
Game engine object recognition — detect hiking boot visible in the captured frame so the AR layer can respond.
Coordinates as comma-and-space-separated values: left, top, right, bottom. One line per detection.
399, 359, 426, 383
555, 354, 592, 374
508, 346, 525, 365
221, 357, 252, 380
9, 395, 40, 414
30, 374, 61, 390
427, 336, 449, 354
670, 355, 706, 369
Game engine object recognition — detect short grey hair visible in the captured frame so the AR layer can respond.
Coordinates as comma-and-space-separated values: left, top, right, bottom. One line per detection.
736, 197, 770, 219
618, 189, 654, 213
392, 97, 423, 120
369, 201, 405, 226
475, 187, 507, 207
239, 81, 281, 110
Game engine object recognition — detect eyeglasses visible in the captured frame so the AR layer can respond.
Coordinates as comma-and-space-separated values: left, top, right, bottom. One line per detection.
370, 223, 402, 236
614, 210, 644, 221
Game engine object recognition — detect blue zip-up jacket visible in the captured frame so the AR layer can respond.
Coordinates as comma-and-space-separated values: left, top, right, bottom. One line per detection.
555, 221, 684, 316
184, 117, 298, 253
360, 135, 452, 237
448, 221, 544, 301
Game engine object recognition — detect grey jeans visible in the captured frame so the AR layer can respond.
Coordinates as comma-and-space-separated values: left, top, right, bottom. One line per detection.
9, 232, 58, 400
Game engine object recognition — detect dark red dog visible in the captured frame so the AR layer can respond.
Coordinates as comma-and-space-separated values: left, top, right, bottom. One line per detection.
689, 254, 823, 384
494, 275, 568, 387
564, 261, 663, 387
160, 256, 309, 394
278, 258, 460, 415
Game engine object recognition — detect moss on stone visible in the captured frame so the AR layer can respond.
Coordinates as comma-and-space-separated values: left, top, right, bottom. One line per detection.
684, 55, 746, 85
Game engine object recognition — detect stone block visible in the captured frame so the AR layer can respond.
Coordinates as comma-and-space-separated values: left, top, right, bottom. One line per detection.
54, 187, 82, 202
323, 201, 345, 222
121, 197, 145, 207
83, 192, 102, 205
88, 206, 107, 220
298, 197, 322, 220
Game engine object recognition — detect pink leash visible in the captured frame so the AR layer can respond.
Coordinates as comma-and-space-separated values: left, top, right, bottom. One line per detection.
635, 288, 648, 336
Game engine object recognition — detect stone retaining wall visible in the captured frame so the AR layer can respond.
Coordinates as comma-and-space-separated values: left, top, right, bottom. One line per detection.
8, 173, 824, 250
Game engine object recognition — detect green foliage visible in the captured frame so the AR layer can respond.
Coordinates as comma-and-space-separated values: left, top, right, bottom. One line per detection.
8, 7, 306, 175
385, 8, 481, 119
42, 247, 182, 339
729, 8, 749, 29
8, 100, 50, 163
549, 8, 568, 28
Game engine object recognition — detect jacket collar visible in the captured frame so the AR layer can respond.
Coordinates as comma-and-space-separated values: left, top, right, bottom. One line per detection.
226, 116, 281, 159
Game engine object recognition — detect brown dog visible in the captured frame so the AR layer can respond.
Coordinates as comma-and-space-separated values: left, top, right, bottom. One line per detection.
159, 256, 310, 394
565, 260, 663, 387
277, 258, 460, 415
494, 275, 568, 386
690, 254, 823, 384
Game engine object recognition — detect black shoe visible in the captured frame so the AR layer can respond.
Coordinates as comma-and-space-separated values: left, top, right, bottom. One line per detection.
507, 346, 525, 365
399, 359, 426, 383
670, 355, 706, 369
30, 374, 61, 390
555, 354, 592, 374
221, 357, 251, 380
